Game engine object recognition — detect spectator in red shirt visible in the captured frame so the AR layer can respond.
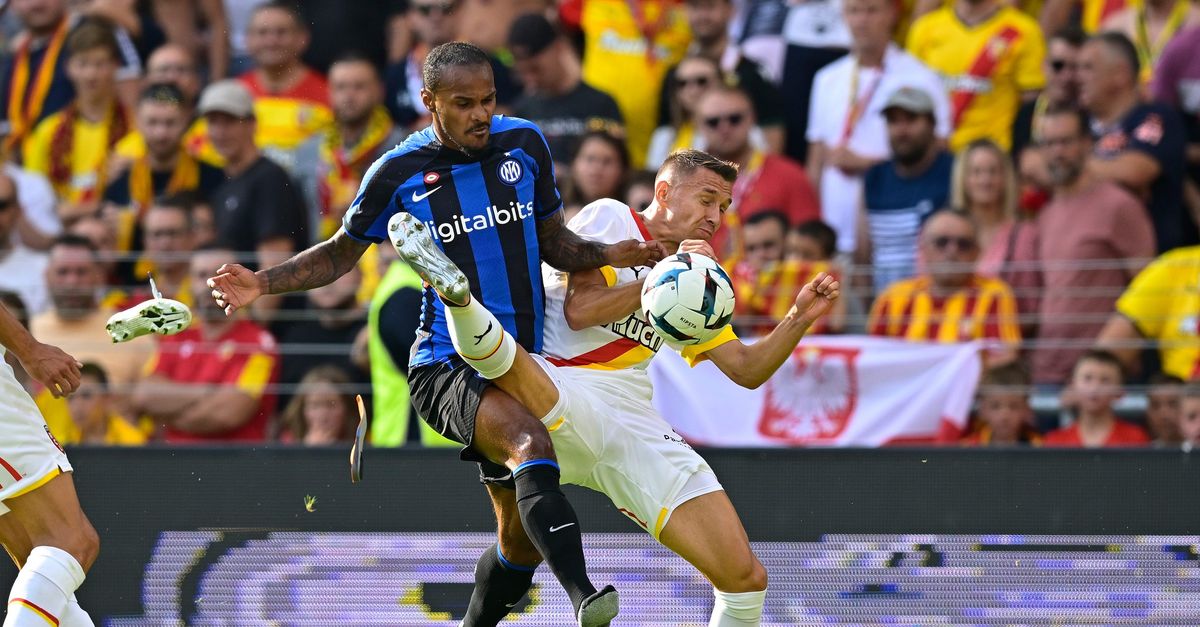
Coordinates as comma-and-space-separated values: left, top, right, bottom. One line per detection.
961, 362, 1041, 446
131, 245, 280, 443
696, 85, 820, 260
1045, 349, 1150, 447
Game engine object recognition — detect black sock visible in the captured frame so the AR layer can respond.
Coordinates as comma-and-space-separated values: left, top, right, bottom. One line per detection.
461, 544, 536, 627
513, 460, 596, 611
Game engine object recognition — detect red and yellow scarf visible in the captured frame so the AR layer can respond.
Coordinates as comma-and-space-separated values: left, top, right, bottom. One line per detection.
318, 106, 394, 236
5, 18, 69, 153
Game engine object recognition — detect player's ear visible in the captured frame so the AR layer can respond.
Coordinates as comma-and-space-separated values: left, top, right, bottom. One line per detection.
421, 88, 436, 115
654, 179, 671, 205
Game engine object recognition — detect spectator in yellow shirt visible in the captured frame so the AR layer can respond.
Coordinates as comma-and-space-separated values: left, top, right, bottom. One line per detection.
64, 362, 147, 446
907, 0, 1046, 151
23, 17, 131, 223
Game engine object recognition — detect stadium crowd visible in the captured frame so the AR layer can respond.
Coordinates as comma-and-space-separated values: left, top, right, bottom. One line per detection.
2, 0, 1199, 450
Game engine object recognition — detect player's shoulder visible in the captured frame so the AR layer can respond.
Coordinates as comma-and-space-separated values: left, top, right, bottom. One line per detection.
491, 115, 551, 148
569, 198, 638, 241
359, 129, 442, 191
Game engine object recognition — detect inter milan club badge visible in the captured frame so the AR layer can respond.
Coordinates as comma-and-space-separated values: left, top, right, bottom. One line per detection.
498, 159, 523, 185
424, 172, 440, 185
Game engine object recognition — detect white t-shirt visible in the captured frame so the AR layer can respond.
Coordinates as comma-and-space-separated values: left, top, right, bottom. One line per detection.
806, 45, 950, 253
6, 164, 59, 244
0, 245, 48, 315
783, 0, 850, 49
541, 199, 736, 371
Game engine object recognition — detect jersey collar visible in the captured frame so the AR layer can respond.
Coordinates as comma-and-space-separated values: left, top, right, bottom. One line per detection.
629, 206, 653, 241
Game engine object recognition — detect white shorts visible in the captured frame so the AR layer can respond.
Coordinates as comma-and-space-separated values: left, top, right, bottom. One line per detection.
0, 361, 71, 516
530, 355, 723, 540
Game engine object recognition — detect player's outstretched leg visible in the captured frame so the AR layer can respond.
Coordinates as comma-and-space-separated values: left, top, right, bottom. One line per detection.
658, 491, 767, 626
2, 474, 99, 627
389, 212, 617, 626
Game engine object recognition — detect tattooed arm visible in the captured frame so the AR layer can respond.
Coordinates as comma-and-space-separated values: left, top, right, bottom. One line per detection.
208, 230, 370, 315
537, 211, 666, 272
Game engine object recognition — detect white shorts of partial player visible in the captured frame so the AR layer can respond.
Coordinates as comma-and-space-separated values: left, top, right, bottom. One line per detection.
0, 354, 71, 517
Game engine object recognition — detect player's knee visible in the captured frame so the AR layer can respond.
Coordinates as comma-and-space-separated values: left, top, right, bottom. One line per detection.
67, 520, 100, 571
497, 532, 542, 568
509, 422, 556, 464
719, 556, 767, 593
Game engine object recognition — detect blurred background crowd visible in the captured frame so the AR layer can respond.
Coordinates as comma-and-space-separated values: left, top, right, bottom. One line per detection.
2, 0, 1199, 450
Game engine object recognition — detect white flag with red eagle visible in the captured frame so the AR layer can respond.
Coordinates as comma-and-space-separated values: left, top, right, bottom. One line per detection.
648, 336, 982, 446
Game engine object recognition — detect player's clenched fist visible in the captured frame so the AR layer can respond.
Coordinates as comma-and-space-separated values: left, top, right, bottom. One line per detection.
18, 342, 82, 398
207, 263, 264, 315
792, 272, 840, 328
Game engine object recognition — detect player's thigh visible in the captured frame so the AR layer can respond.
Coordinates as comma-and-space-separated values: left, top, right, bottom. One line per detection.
491, 349, 561, 420
5, 473, 99, 570
472, 386, 557, 468
485, 483, 541, 567
658, 490, 766, 593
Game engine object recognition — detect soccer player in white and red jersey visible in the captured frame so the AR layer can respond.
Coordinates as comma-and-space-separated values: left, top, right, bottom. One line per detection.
0, 302, 99, 627
387, 148, 840, 626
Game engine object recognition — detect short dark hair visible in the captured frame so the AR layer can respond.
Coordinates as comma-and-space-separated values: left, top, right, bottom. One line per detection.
1181, 383, 1200, 401
794, 219, 838, 259
67, 17, 122, 60
1051, 24, 1087, 48
979, 361, 1031, 391
576, 130, 630, 172
330, 51, 381, 77
660, 149, 738, 184
138, 82, 187, 108
147, 193, 195, 222
1041, 103, 1090, 138
745, 210, 789, 234
423, 42, 492, 93
1089, 32, 1140, 82
0, 290, 28, 328
50, 233, 98, 257
1074, 348, 1125, 382
251, 0, 306, 29
79, 362, 110, 389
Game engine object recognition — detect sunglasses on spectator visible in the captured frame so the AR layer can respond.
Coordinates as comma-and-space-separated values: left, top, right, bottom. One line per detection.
703, 113, 746, 129
1049, 59, 1075, 73
930, 235, 977, 252
676, 75, 712, 89
415, 0, 458, 16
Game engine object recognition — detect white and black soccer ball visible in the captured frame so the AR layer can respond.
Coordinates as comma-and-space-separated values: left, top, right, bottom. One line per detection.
640, 252, 736, 346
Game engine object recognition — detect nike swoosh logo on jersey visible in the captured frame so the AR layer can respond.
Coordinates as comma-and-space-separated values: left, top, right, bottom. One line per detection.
411, 186, 442, 203
473, 321, 493, 345
549, 523, 576, 533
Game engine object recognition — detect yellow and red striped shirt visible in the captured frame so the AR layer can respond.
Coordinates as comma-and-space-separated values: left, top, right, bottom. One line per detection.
734, 260, 834, 336
868, 275, 1021, 344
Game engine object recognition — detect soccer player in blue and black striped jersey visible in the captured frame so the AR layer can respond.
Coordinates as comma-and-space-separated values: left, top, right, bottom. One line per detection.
206, 42, 665, 626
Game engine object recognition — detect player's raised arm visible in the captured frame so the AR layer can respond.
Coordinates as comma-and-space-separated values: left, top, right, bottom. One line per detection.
537, 210, 666, 272
208, 229, 370, 316
704, 273, 840, 389
0, 302, 81, 397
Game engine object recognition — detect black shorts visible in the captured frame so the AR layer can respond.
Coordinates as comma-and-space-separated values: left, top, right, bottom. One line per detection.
408, 359, 515, 487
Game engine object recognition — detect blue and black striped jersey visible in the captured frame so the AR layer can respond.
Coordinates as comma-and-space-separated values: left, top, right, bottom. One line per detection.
343, 116, 563, 368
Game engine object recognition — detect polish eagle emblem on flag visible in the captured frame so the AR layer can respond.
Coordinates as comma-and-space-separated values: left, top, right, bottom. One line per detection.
758, 345, 860, 443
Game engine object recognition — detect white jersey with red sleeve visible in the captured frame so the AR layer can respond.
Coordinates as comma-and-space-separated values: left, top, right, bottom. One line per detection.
540, 198, 737, 372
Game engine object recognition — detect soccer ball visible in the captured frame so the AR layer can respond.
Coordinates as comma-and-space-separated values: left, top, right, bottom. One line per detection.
641, 252, 736, 346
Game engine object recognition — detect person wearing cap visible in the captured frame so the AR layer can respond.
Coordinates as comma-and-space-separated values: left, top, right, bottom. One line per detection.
857, 85, 954, 295
509, 12, 623, 170
906, 0, 1045, 152
806, 0, 950, 258
201, 78, 308, 321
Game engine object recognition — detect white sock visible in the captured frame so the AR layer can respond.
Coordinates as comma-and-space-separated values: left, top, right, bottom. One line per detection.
4, 546, 84, 627
445, 297, 515, 379
60, 595, 94, 627
709, 588, 766, 627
